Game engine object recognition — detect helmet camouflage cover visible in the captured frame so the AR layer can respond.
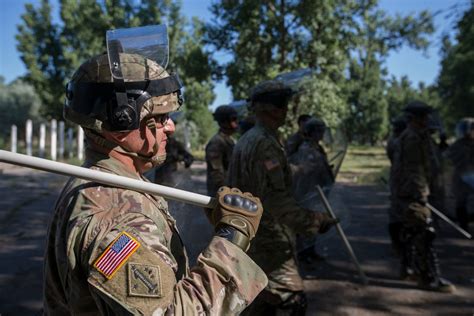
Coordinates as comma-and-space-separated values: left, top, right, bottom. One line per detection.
248, 80, 294, 109
64, 53, 182, 132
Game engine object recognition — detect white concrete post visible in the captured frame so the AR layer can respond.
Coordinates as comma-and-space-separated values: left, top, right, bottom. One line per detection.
184, 123, 191, 151
11, 125, 17, 153
67, 128, 74, 158
78, 126, 84, 161
59, 121, 65, 160
51, 119, 57, 161
26, 119, 33, 156
39, 123, 46, 158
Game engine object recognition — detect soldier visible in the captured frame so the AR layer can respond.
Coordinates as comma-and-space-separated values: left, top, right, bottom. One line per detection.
154, 125, 194, 186
227, 80, 338, 315
446, 117, 474, 232
43, 26, 267, 315
205, 105, 238, 196
386, 116, 407, 255
289, 117, 335, 263
284, 114, 311, 156
392, 100, 455, 292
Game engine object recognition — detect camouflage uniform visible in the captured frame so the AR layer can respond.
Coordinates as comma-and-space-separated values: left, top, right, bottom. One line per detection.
43, 149, 267, 315
205, 131, 235, 196
155, 136, 193, 186
446, 137, 474, 230
227, 123, 325, 308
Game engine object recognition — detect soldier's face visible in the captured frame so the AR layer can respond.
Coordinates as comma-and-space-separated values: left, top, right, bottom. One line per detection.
270, 104, 288, 127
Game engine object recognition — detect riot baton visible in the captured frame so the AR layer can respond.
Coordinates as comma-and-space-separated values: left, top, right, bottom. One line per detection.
0, 150, 216, 209
316, 185, 369, 285
379, 177, 471, 239
426, 203, 472, 239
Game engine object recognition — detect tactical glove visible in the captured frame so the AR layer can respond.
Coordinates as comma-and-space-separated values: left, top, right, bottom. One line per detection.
211, 186, 263, 251
314, 212, 339, 234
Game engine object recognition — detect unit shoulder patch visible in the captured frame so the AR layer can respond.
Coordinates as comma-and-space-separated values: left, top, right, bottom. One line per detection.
128, 263, 162, 298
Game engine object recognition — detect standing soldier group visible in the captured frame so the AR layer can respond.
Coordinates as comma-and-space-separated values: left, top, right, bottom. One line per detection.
386, 101, 461, 293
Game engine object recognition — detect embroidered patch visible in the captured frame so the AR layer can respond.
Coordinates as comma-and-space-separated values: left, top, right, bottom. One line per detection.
128, 263, 162, 298
264, 159, 280, 171
94, 232, 140, 279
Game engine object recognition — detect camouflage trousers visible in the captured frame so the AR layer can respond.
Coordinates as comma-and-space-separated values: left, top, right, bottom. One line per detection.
243, 222, 304, 314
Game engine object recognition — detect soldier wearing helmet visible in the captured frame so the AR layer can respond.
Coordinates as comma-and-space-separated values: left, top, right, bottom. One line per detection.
391, 100, 455, 292
446, 117, 474, 232
227, 80, 338, 315
205, 105, 238, 196
284, 114, 312, 156
43, 25, 267, 315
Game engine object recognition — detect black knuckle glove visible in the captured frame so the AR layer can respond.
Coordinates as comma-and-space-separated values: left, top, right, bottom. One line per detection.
212, 186, 263, 251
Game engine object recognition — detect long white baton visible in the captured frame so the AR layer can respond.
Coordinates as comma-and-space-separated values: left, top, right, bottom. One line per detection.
426, 203, 472, 239
316, 185, 369, 285
0, 150, 216, 209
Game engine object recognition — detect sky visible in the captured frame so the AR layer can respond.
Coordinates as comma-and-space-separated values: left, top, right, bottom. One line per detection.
0, 0, 469, 109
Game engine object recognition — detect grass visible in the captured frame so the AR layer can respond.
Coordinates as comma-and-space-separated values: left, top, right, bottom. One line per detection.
338, 145, 390, 184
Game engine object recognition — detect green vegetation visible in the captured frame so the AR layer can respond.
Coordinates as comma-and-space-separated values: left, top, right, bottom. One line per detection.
338, 145, 390, 184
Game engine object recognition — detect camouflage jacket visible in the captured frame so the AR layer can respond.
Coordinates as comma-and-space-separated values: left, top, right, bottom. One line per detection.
284, 131, 304, 156
163, 137, 193, 170
205, 131, 235, 196
391, 126, 432, 202
43, 149, 267, 315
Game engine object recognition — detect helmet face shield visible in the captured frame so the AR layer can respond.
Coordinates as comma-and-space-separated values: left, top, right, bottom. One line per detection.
106, 24, 169, 80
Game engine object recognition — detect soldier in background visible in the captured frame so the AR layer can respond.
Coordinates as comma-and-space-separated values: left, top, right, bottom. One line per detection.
228, 80, 338, 315
446, 117, 474, 232
386, 116, 407, 255
154, 125, 194, 186
44, 36, 267, 314
289, 117, 334, 263
285, 114, 312, 156
205, 105, 238, 196
391, 101, 455, 292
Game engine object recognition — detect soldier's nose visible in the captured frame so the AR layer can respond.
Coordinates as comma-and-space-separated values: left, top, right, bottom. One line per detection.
164, 119, 175, 135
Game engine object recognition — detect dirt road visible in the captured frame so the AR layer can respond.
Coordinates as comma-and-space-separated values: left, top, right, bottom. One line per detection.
0, 161, 472, 315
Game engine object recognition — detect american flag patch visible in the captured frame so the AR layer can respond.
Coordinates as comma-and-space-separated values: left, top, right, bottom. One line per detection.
264, 159, 280, 171
94, 232, 140, 279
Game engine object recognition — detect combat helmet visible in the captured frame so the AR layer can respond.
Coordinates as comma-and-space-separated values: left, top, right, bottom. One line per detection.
213, 105, 238, 123
455, 117, 474, 139
64, 53, 182, 133
403, 100, 433, 118
303, 118, 326, 138
248, 79, 295, 109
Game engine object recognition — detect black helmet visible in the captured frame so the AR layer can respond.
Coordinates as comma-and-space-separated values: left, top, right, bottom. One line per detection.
403, 100, 433, 117
213, 105, 238, 123
303, 118, 326, 136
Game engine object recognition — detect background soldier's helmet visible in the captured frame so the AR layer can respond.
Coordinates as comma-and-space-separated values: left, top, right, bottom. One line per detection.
455, 117, 474, 139
403, 100, 433, 118
213, 105, 238, 123
303, 118, 326, 137
248, 79, 294, 109
64, 53, 182, 132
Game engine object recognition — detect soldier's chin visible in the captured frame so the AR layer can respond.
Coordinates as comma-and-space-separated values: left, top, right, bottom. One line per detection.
151, 154, 167, 167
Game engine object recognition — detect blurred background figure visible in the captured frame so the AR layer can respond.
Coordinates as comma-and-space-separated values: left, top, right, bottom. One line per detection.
446, 117, 474, 233
285, 114, 312, 156
205, 105, 238, 196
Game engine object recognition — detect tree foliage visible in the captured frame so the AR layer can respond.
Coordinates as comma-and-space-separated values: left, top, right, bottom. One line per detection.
437, 1, 474, 130
207, 0, 435, 143
16, 0, 215, 147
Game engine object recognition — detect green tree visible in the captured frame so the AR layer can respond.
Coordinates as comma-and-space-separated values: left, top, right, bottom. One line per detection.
16, 0, 215, 147
437, 1, 474, 130
0, 76, 42, 141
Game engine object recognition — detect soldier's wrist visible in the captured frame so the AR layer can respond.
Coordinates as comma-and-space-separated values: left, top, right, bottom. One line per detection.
215, 225, 250, 252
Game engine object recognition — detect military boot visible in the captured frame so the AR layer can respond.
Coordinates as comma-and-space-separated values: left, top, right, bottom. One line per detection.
417, 246, 456, 293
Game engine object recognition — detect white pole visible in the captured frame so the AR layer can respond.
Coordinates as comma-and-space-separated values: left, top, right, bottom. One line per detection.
39, 123, 46, 158
67, 128, 74, 158
0, 150, 215, 208
51, 119, 57, 161
11, 125, 17, 153
184, 123, 191, 151
77, 126, 84, 161
59, 121, 65, 160
26, 119, 33, 156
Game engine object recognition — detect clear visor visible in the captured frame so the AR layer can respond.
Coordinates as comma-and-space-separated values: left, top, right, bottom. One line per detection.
106, 24, 169, 80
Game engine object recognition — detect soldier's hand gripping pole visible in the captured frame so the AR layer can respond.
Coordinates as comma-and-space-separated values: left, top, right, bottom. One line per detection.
379, 176, 471, 239
316, 185, 369, 285
0, 150, 216, 209
426, 203, 472, 239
